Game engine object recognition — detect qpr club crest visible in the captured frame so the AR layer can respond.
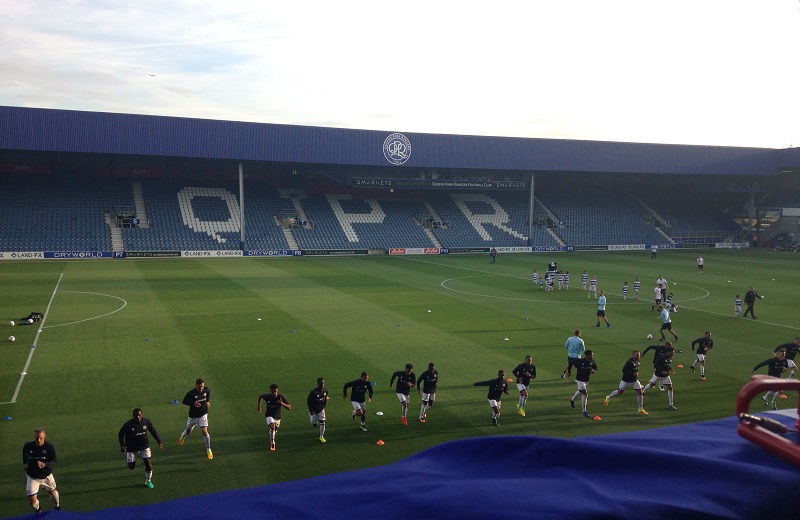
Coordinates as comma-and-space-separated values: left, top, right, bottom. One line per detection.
383, 133, 411, 165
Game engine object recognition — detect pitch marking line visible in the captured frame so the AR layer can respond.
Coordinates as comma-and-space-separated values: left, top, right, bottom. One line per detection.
42, 291, 128, 328
4, 273, 63, 405
2, 285, 129, 404
403, 256, 797, 331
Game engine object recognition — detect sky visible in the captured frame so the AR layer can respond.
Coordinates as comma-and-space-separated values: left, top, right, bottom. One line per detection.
2, 0, 799, 149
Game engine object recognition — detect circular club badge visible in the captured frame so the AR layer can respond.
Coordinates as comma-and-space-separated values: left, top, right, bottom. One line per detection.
383, 133, 411, 165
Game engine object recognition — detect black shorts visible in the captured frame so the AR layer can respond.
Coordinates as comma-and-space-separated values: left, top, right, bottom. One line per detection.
567, 357, 581, 369
597, 310, 606, 317
660, 323, 673, 331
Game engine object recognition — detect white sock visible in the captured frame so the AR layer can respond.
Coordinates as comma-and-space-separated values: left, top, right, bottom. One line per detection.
667, 390, 674, 406
581, 394, 588, 412
203, 433, 211, 449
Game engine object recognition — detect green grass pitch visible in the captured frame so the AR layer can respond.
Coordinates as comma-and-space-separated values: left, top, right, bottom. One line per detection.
0, 249, 797, 516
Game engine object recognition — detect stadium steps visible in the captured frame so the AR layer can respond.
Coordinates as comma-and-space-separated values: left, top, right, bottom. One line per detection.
632, 193, 670, 229
274, 214, 299, 249
547, 228, 566, 246
277, 188, 310, 222
103, 213, 125, 252
534, 197, 560, 224
132, 182, 150, 228
424, 228, 442, 248
423, 200, 443, 221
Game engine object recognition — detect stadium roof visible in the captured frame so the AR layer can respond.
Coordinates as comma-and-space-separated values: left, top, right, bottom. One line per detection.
2, 105, 797, 176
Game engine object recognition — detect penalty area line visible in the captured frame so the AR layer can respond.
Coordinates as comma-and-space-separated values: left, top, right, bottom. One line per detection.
6, 272, 64, 404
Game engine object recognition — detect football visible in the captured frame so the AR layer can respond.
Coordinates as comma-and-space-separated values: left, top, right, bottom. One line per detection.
8, 336, 15, 342
8, 320, 14, 327
646, 334, 653, 340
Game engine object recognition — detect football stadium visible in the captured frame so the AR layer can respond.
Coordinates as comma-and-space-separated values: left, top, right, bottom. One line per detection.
1, 106, 800, 518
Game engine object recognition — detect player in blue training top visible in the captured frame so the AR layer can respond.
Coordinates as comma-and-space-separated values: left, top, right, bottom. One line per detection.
512, 355, 537, 417
307, 378, 329, 443
416, 363, 439, 423
641, 346, 678, 410
752, 350, 788, 410
569, 350, 597, 418
179, 377, 213, 459
595, 290, 610, 328
257, 383, 291, 451
690, 332, 714, 380
474, 370, 510, 426
562, 329, 586, 379
390, 364, 416, 426
119, 408, 163, 489
604, 351, 647, 415
643, 340, 672, 391
657, 305, 678, 342
23, 428, 60, 514
642, 341, 672, 364
774, 337, 800, 379
343, 372, 373, 432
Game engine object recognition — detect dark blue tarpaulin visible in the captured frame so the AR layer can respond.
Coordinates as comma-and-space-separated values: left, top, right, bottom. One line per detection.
13, 412, 800, 519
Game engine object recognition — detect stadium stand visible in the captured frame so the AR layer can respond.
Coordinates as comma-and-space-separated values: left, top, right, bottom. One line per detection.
427, 191, 559, 248
0, 175, 126, 252
0, 174, 745, 253
293, 193, 433, 250
539, 190, 667, 246
640, 194, 733, 244
122, 181, 242, 251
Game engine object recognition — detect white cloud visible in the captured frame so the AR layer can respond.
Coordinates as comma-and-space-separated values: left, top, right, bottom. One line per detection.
1, 0, 799, 147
